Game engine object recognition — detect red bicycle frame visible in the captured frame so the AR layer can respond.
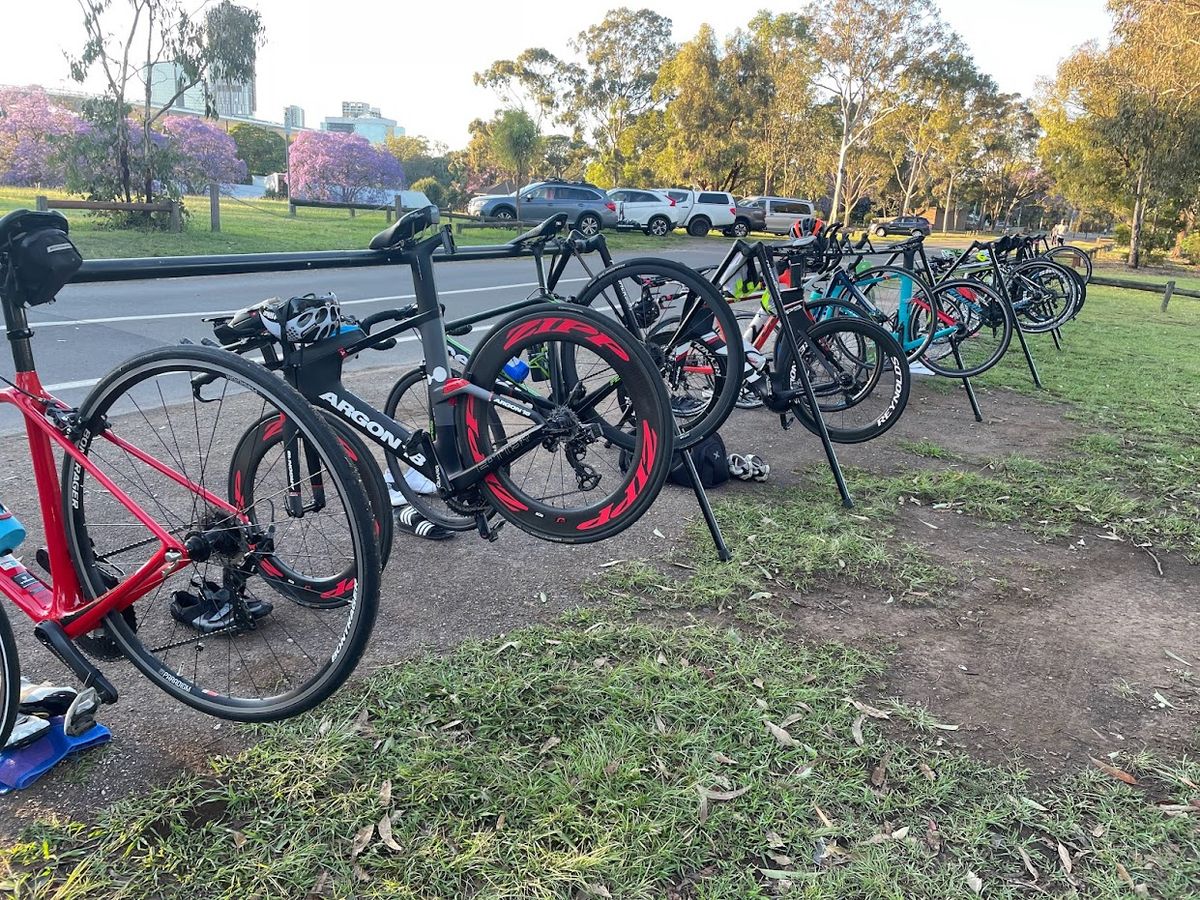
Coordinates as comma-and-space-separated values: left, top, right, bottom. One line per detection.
0, 369, 243, 639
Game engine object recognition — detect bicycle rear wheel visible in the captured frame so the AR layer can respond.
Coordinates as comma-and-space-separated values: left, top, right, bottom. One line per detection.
570, 258, 743, 449
850, 266, 937, 362
1043, 245, 1092, 284
458, 303, 673, 543
62, 345, 380, 722
774, 314, 911, 444
1007, 260, 1077, 333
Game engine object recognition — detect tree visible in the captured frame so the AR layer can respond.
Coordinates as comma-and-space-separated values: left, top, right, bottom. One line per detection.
474, 48, 580, 126
490, 109, 541, 219
1039, 0, 1200, 266
229, 123, 285, 176
161, 116, 247, 191
0, 86, 83, 186
568, 8, 675, 185
410, 176, 446, 207
67, 0, 264, 207
384, 134, 450, 184
808, 0, 952, 222
289, 131, 405, 204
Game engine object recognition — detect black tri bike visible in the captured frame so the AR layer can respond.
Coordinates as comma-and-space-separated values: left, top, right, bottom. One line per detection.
210, 206, 675, 556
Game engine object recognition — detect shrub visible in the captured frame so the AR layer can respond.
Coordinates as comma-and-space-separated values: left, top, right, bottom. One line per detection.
1179, 232, 1200, 266
410, 176, 445, 207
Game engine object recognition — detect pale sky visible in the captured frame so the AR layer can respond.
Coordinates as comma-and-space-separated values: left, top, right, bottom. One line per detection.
0, 0, 1112, 147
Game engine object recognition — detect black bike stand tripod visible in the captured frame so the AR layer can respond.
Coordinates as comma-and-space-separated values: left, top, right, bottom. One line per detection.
676, 441, 731, 561
951, 345, 985, 423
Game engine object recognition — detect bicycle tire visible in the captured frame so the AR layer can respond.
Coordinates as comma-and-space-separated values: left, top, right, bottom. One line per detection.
383, 366, 478, 532
774, 314, 911, 444
0, 605, 18, 747
1043, 245, 1092, 284
229, 409, 394, 569
921, 279, 1014, 378
459, 303, 674, 543
848, 265, 938, 362
570, 258, 743, 449
1006, 260, 1077, 333
62, 345, 380, 722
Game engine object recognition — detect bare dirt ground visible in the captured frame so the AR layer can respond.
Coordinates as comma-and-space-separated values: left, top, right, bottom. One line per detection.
1, 367, 1195, 837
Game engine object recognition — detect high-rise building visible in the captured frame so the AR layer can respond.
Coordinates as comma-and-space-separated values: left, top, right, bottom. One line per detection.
144, 62, 255, 118
341, 100, 380, 119
284, 105, 306, 129
321, 101, 401, 145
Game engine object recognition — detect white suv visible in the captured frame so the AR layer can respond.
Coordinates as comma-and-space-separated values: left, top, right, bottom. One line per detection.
660, 189, 737, 236
607, 188, 679, 238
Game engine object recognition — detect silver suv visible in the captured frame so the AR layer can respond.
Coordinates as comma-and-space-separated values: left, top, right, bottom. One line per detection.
467, 180, 618, 235
740, 196, 816, 236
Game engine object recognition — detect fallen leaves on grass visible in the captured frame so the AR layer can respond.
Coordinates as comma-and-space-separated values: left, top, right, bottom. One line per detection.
846, 698, 890, 719
1090, 756, 1139, 785
350, 823, 374, 859
377, 813, 402, 852
1018, 845, 1040, 881
965, 871, 983, 894
851, 715, 866, 747
764, 719, 800, 747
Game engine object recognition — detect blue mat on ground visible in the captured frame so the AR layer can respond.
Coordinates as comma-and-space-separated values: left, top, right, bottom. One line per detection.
0, 716, 111, 793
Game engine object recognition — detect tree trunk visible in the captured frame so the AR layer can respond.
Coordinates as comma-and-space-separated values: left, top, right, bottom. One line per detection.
830, 137, 849, 221
142, 8, 155, 208
1129, 164, 1147, 269
942, 170, 955, 234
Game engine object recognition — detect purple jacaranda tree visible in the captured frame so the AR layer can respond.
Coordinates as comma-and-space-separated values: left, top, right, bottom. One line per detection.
160, 116, 248, 192
290, 131, 405, 203
0, 86, 84, 187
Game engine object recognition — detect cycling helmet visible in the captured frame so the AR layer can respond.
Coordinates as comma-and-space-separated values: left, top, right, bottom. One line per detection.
260, 292, 342, 344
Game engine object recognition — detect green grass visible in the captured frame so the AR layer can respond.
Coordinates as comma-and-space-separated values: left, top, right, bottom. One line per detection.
0, 187, 704, 258
582, 481, 949, 625
4, 623, 1197, 899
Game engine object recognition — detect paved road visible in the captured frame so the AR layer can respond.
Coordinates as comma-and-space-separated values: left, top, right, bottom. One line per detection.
1, 245, 728, 432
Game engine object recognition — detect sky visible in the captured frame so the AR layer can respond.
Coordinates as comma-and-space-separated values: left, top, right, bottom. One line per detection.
0, 0, 1113, 148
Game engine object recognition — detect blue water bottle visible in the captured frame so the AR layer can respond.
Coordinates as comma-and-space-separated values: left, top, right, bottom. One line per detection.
503, 356, 530, 382
0, 503, 26, 555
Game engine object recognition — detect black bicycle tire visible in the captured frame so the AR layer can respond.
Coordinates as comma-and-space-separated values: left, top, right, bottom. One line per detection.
459, 303, 674, 543
61, 345, 380, 722
0, 605, 19, 747
1007, 260, 1077, 333
383, 366, 478, 532
921, 279, 1014, 378
570, 258, 743, 449
1043, 245, 1093, 284
849, 265, 938, 362
774, 314, 911, 444
229, 409, 394, 569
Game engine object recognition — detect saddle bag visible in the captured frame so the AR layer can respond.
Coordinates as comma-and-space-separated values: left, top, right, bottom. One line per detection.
2, 213, 82, 307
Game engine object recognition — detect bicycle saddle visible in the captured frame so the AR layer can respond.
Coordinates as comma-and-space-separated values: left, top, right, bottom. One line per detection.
369, 205, 439, 250
508, 214, 567, 247
0, 209, 69, 246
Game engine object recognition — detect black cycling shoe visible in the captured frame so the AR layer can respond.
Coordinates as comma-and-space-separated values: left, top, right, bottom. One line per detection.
170, 578, 273, 634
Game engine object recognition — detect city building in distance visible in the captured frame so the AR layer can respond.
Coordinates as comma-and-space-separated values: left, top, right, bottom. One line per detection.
321, 100, 403, 145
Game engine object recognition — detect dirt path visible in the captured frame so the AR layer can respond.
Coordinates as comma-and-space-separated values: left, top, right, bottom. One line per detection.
1, 370, 1195, 837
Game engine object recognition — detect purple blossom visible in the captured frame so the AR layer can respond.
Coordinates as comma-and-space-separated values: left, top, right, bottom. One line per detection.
160, 115, 248, 191
0, 86, 84, 186
290, 131, 405, 203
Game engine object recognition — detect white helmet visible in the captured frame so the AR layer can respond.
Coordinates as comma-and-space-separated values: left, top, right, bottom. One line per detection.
261, 292, 342, 344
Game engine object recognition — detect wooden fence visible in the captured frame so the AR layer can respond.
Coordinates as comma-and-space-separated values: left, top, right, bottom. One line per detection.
1090, 274, 1199, 311
35, 195, 181, 232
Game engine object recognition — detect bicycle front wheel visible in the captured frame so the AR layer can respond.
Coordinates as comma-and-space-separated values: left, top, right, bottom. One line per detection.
921, 279, 1014, 378
62, 345, 380, 722
571, 258, 743, 449
459, 303, 674, 543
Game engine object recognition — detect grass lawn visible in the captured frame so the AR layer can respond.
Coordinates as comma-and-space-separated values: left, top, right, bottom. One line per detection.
2, 277, 1198, 896
0, 187, 719, 258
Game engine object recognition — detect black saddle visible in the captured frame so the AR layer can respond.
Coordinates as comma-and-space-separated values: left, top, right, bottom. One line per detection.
369, 205, 439, 250
508, 214, 567, 247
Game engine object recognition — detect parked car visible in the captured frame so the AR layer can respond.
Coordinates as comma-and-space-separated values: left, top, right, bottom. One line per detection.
871, 215, 932, 238
607, 188, 679, 237
660, 189, 738, 236
467, 179, 617, 235
724, 199, 767, 237
739, 196, 817, 236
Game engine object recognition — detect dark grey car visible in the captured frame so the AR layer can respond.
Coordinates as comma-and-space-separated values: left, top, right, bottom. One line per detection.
467, 180, 618, 235
871, 215, 932, 237
724, 200, 767, 237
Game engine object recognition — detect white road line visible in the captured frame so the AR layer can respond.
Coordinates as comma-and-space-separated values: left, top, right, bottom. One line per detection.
32, 278, 587, 329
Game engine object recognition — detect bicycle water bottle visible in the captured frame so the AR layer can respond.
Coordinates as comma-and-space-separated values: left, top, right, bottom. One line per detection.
0, 503, 26, 555
503, 356, 530, 382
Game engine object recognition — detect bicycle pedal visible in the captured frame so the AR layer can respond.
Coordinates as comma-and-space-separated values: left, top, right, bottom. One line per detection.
33, 621, 119, 704
475, 513, 503, 542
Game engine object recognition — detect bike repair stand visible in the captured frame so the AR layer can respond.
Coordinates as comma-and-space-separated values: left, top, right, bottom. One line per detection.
951, 345, 985, 423
676, 438, 731, 562
1012, 320, 1044, 388
1050, 327, 1064, 352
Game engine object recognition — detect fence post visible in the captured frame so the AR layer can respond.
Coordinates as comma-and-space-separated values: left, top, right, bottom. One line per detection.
1161, 280, 1176, 311
288, 202, 296, 217
35, 195, 48, 212
349, 207, 355, 218
209, 184, 221, 233
169, 201, 181, 233
394, 195, 403, 222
